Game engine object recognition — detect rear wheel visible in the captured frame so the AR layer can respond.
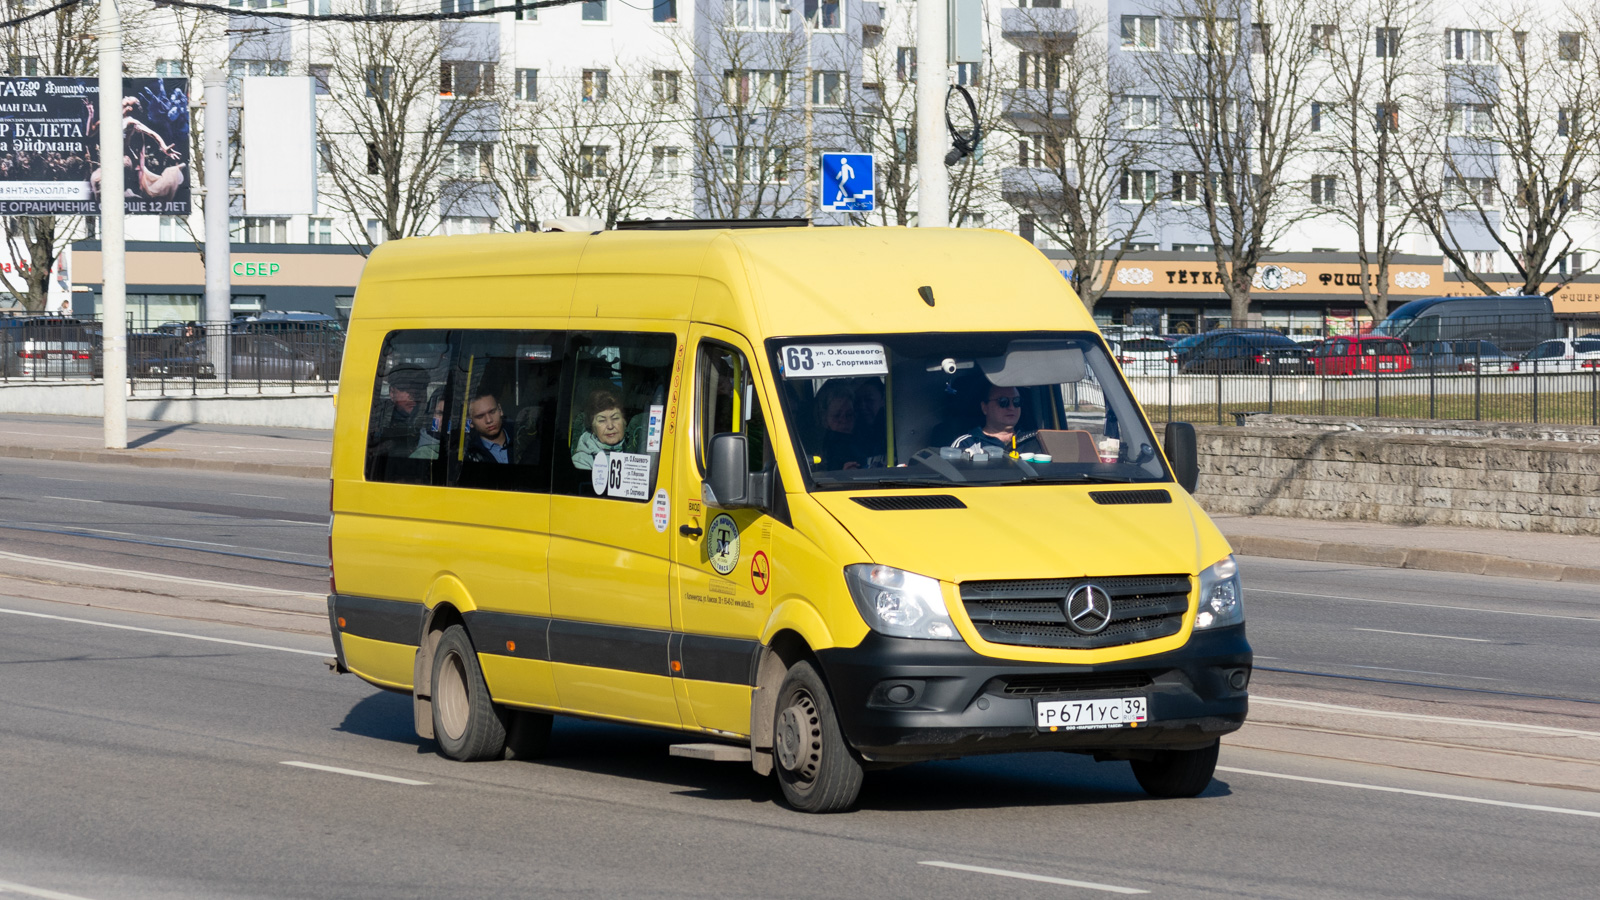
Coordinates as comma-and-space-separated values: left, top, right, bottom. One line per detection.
773, 660, 863, 813
1129, 740, 1220, 798
430, 625, 508, 762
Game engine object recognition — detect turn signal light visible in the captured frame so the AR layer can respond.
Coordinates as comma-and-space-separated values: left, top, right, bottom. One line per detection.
506, 640, 516, 652
337, 617, 346, 629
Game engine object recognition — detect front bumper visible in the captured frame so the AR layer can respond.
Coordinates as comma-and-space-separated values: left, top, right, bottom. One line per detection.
815, 625, 1251, 763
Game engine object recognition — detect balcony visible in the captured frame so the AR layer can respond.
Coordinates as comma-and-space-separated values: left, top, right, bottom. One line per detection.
1000, 7, 1076, 49
1002, 88, 1074, 124
1002, 167, 1064, 206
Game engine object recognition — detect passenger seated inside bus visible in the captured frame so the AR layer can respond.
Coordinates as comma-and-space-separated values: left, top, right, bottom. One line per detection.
572, 388, 631, 470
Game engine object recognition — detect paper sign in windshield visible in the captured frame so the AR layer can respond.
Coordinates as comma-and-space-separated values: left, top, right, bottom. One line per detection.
780, 343, 888, 378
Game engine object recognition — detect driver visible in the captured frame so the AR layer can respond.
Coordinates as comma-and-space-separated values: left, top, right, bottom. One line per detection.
949, 384, 1039, 454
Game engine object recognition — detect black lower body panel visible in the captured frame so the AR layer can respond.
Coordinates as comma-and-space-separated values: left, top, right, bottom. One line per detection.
815, 626, 1251, 763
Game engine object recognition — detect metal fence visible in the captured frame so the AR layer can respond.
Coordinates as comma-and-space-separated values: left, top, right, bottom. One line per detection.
0, 315, 342, 393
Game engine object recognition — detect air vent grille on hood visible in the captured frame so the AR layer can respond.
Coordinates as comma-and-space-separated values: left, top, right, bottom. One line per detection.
850, 495, 967, 511
1089, 489, 1172, 505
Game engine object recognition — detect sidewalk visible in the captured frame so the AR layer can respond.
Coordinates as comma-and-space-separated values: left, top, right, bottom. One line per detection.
3, 412, 1596, 582
0, 412, 329, 479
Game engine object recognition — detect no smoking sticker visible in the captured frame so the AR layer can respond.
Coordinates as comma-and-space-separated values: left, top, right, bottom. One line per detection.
750, 550, 770, 595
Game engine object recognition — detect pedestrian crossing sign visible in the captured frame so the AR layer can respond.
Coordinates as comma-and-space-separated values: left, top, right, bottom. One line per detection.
820, 152, 874, 213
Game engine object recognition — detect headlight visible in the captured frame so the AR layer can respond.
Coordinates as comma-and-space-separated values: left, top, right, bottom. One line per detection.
1194, 555, 1243, 630
844, 564, 961, 641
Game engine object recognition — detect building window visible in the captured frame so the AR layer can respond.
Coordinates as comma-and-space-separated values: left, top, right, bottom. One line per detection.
724, 69, 787, 108
811, 71, 843, 107
1123, 95, 1159, 130
1558, 253, 1586, 276
962, 211, 986, 227
582, 69, 608, 102
1018, 52, 1062, 89
651, 146, 681, 179
1310, 100, 1323, 132
1558, 31, 1582, 61
157, 215, 186, 242
1172, 171, 1205, 204
365, 65, 394, 99
230, 0, 287, 7
317, 140, 333, 176
582, 0, 607, 21
230, 58, 289, 96
1311, 175, 1338, 206
731, 0, 789, 29
310, 218, 333, 244
230, 217, 289, 244
155, 59, 186, 77
442, 216, 492, 235
1121, 15, 1158, 51
1173, 243, 1213, 253
440, 61, 494, 96
1558, 107, 1576, 137
1374, 26, 1400, 58
1173, 17, 1237, 54
720, 145, 788, 183
1374, 102, 1399, 132
1310, 24, 1334, 52
516, 68, 538, 101
310, 64, 331, 95
580, 145, 610, 179
1446, 29, 1494, 62
515, 0, 536, 18
1119, 170, 1158, 203
1445, 176, 1497, 208
653, 0, 676, 22
1447, 103, 1493, 135
653, 69, 680, 103
367, 219, 385, 245
367, 142, 381, 175
1250, 23, 1271, 54
445, 142, 494, 179
1018, 214, 1035, 244
522, 145, 539, 178
956, 62, 981, 87
803, 0, 840, 29
896, 47, 916, 81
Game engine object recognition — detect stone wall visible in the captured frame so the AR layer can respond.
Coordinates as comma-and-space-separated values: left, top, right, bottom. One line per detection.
1193, 418, 1600, 536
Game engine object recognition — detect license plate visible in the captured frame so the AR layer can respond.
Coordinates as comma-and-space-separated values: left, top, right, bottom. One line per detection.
1380, 362, 1396, 369
1036, 696, 1149, 731
1277, 357, 1295, 364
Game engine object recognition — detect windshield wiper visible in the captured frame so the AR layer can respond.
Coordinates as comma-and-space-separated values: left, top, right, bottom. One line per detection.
1020, 472, 1141, 484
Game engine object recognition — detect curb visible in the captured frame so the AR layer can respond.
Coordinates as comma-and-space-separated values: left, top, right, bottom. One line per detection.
1227, 533, 1600, 584
0, 444, 327, 480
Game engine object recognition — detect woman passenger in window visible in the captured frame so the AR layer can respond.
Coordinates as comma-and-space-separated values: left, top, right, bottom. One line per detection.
572, 388, 629, 470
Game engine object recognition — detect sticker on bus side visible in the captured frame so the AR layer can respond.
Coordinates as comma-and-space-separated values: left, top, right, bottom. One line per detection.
779, 343, 888, 378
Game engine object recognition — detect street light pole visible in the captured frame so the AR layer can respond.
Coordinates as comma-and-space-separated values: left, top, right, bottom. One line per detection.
802, 11, 814, 219
915, 0, 948, 227
99, 0, 126, 448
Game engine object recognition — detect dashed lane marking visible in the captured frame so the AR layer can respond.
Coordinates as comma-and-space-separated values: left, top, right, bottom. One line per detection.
1218, 766, 1600, 819
280, 761, 430, 785
919, 862, 1148, 894
0, 607, 329, 657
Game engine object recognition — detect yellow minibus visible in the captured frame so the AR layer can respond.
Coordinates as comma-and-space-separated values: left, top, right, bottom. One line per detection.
328, 223, 1250, 813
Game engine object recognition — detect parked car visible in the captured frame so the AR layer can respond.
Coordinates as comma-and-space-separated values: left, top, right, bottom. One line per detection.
1409, 339, 1515, 373
1374, 294, 1557, 356
1171, 328, 1282, 368
0, 316, 93, 378
231, 312, 343, 380
129, 333, 215, 379
1181, 332, 1312, 374
1310, 335, 1413, 375
1112, 336, 1175, 375
1507, 338, 1600, 372
230, 333, 331, 381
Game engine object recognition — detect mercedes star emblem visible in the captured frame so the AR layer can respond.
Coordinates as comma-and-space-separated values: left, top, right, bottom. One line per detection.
1065, 583, 1114, 635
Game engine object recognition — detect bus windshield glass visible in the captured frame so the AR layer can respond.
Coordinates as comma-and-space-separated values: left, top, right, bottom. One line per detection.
768, 332, 1168, 490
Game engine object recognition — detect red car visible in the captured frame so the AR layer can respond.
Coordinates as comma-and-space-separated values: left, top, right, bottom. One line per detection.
1310, 335, 1413, 375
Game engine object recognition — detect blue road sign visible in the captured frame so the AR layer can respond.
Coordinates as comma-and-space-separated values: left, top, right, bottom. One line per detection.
820, 152, 874, 213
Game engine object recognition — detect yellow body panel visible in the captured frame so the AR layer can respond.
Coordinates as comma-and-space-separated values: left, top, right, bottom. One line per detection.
331, 226, 1235, 738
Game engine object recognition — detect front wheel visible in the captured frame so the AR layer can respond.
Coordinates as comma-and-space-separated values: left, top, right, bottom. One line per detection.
773, 660, 863, 813
1129, 739, 1220, 798
430, 625, 508, 762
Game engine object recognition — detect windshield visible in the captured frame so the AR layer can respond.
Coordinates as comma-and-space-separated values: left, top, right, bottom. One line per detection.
767, 332, 1169, 490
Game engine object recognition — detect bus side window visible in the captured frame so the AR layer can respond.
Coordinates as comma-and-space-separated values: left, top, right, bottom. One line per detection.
555, 331, 678, 501
697, 341, 768, 475
445, 330, 562, 494
365, 329, 450, 486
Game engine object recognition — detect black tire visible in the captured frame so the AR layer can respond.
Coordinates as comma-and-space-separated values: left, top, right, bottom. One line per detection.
505, 709, 554, 760
1130, 740, 1220, 798
430, 625, 508, 762
773, 660, 863, 813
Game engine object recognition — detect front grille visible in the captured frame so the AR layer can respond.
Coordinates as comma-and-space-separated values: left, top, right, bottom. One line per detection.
1002, 671, 1155, 696
851, 494, 967, 510
961, 574, 1191, 650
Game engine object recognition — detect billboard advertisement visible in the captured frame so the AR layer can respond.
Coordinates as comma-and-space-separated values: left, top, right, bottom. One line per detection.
0, 76, 191, 216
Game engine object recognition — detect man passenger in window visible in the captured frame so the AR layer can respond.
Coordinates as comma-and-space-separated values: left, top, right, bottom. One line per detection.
466, 390, 515, 464
370, 370, 428, 459
571, 388, 629, 470
949, 383, 1038, 454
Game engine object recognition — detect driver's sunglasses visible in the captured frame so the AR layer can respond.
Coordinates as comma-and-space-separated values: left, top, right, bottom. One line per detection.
990, 397, 1023, 409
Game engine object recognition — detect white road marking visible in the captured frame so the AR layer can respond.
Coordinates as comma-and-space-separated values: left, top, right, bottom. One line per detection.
920, 862, 1147, 894
1252, 696, 1600, 740
1218, 766, 1600, 820
1252, 587, 1600, 623
229, 493, 286, 499
280, 761, 430, 785
0, 607, 329, 657
1342, 664, 1499, 681
1354, 627, 1491, 643
34, 477, 86, 482
0, 878, 100, 900
41, 496, 100, 503
0, 550, 321, 597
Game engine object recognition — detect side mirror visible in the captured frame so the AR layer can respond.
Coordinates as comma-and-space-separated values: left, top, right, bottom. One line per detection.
1164, 421, 1199, 494
706, 432, 773, 509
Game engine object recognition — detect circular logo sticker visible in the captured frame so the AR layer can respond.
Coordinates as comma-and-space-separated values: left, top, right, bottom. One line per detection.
652, 488, 670, 533
707, 513, 740, 576
591, 451, 609, 495
750, 550, 770, 595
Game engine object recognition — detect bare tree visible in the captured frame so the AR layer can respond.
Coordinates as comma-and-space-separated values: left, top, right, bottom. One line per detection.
1002, 5, 1158, 311
675, 7, 808, 218
499, 66, 688, 230
1133, 0, 1324, 325
0, 0, 155, 311
1401, 4, 1599, 296
1313, 0, 1427, 321
312, 7, 499, 248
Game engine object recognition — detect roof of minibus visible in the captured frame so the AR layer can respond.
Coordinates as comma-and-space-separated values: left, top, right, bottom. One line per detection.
357, 226, 1096, 337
